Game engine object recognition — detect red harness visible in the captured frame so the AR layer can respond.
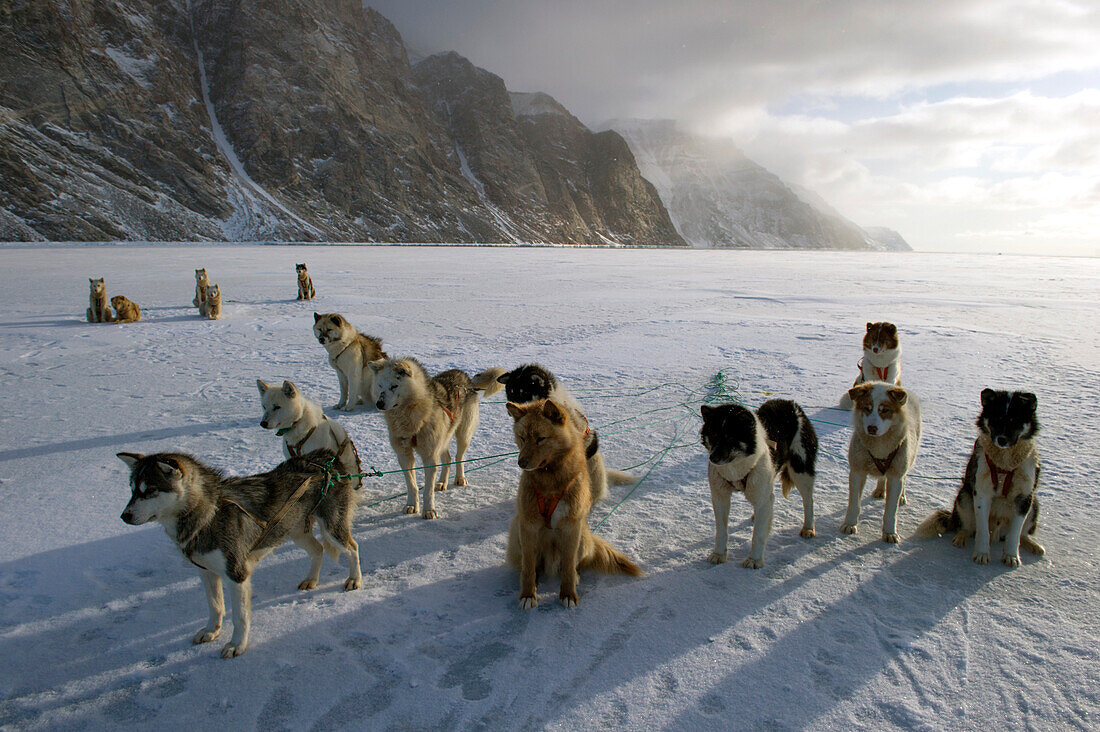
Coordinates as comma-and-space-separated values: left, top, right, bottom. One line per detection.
985, 454, 1015, 497
533, 487, 563, 527
857, 358, 890, 382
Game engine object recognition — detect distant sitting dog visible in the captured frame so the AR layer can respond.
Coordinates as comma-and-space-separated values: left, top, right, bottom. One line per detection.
506, 399, 642, 608
841, 383, 921, 543
193, 268, 209, 308
700, 399, 818, 568
369, 357, 505, 519
200, 284, 222, 320
916, 389, 1044, 566
87, 277, 113, 322
497, 363, 634, 502
313, 313, 387, 412
296, 263, 315, 300
118, 448, 361, 658
111, 295, 142, 323
839, 322, 901, 411
257, 378, 362, 491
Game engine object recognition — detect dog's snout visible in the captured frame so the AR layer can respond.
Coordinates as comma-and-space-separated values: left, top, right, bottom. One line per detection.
873, 346, 880, 353
121, 510, 135, 524
375, 399, 386, 410
260, 419, 269, 428
866, 424, 879, 435
995, 435, 1010, 448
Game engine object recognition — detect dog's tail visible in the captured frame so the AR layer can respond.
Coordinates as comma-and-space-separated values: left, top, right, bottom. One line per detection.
606, 469, 635, 486
471, 367, 507, 397
838, 393, 853, 410
914, 509, 956, 538
581, 535, 644, 577
780, 467, 795, 499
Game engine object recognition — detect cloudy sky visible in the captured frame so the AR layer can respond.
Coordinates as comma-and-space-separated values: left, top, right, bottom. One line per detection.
370, 0, 1100, 255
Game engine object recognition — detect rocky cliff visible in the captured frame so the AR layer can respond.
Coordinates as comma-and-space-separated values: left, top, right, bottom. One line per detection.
609, 119, 910, 251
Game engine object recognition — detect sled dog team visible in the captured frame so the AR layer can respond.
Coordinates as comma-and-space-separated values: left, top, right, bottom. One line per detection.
86, 263, 316, 325
117, 305, 1044, 657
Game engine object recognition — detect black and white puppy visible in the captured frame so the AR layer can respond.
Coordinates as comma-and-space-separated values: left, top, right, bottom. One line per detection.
498, 364, 634, 501
700, 399, 818, 569
917, 389, 1044, 566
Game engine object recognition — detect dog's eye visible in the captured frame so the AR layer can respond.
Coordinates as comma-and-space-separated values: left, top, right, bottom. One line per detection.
272, 405, 280, 411
389, 385, 396, 391
536, 437, 546, 444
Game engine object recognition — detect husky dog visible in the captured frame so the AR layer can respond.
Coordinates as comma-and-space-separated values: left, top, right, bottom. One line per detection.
842, 383, 922, 543
111, 295, 142, 323
840, 322, 901, 411
257, 378, 362, 491
497, 363, 634, 502
369, 357, 505, 519
118, 448, 361, 658
200, 284, 222, 320
313, 313, 387, 412
506, 399, 642, 608
193, 268, 209, 308
700, 399, 817, 568
916, 390, 1044, 566
87, 277, 113, 322
296, 263, 315, 300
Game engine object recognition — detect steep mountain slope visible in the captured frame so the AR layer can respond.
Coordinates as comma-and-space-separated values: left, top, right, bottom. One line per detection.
609, 119, 909, 251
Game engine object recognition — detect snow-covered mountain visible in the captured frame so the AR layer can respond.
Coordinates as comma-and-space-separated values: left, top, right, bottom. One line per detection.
607, 119, 910, 251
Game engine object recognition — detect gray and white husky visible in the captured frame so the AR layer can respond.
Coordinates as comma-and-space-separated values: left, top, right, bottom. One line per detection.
369, 357, 505, 519
118, 449, 361, 658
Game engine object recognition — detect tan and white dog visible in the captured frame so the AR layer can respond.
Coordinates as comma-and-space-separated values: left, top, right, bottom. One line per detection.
193, 268, 209, 308
840, 322, 902, 411
200, 284, 222, 320
842, 382, 921, 543
369, 357, 505, 519
87, 277, 113, 322
312, 313, 387, 412
257, 379, 362, 491
111, 295, 142, 323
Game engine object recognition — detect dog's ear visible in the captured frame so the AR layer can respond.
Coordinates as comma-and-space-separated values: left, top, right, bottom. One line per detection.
155, 458, 183, 478
1016, 392, 1038, 413
700, 404, 716, 420
866, 322, 874, 331
980, 388, 997, 410
541, 400, 566, 425
313, 312, 321, 322
848, 383, 872, 404
331, 314, 343, 326
885, 322, 897, 334
886, 387, 908, 406
394, 362, 411, 377
89, 277, 94, 283
117, 452, 144, 468
367, 359, 385, 373
497, 371, 511, 385
506, 402, 526, 420
281, 380, 297, 398
256, 379, 270, 395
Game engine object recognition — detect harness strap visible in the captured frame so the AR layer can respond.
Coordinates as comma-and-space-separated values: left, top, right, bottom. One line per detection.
219, 498, 267, 529
874, 365, 889, 381
248, 475, 316, 552
442, 405, 455, 424
285, 423, 320, 458
533, 487, 563, 527
985, 453, 1015, 497
870, 444, 902, 475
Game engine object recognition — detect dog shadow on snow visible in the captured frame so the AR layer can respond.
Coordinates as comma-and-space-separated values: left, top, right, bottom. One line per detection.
0, 419, 255, 463
0, 494, 516, 727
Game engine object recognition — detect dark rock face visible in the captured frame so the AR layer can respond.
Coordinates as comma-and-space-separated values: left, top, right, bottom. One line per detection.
610, 119, 911, 251
0, 1, 678, 244
412, 53, 684, 246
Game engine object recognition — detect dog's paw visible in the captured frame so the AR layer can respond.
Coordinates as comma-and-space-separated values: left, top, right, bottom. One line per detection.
333, 402, 346, 410
872, 485, 886, 499
841, 522, 859, 535
344, 577, 362, 591
192, 627, 220, 644
899, 492, 908, 506
882, 532, 900, 544
1022, 538, 1045, 556
421, 509, 438, 520
297, 578, 318, 591
559, 590, 578, 609
707, 551, 727, 564
221, 642, 246, 658
435, 482, 448, 491
972, 551, 990, 565
454, 476, 468, 487
952, 533, 970, 547
340, 405, 356, 413
742, 556, 764, 569
404, 504, 419, 515
1002, 554, 1021, 568
519, 594, 538, 610
799, 527, 816, 539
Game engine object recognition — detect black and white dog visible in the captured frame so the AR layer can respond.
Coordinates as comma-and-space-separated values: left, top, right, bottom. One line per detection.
917, 389, 1044, 566
498, 364, 634, 501
700, 399, 818, 568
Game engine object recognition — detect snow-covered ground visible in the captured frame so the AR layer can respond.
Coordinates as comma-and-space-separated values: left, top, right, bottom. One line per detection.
0, 245, 1097, 729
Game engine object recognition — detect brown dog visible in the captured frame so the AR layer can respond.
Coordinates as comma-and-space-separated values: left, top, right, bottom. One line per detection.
111, 295, 142, 323
505, 399, 642, 609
